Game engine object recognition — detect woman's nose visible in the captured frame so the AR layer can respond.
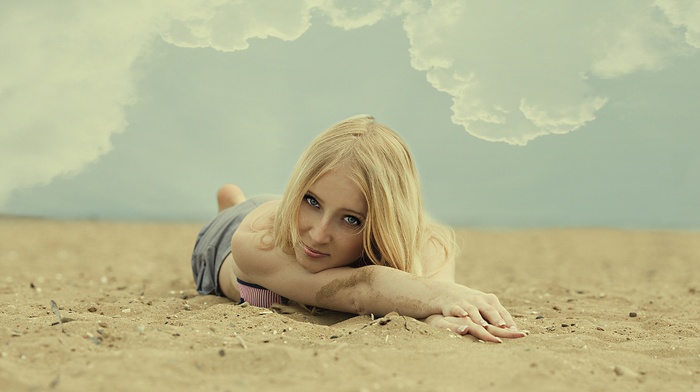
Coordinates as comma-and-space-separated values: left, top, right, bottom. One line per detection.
309, 218, 331, 244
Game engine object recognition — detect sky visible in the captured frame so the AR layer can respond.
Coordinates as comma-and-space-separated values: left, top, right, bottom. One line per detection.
1, 0, 699, 229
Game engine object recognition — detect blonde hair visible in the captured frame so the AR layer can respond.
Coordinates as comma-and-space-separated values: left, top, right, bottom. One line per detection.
273, 114, 454, 275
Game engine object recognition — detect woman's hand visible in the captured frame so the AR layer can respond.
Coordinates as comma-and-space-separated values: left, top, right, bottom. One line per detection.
430, 283, 528, 342
423, 313, 529, 343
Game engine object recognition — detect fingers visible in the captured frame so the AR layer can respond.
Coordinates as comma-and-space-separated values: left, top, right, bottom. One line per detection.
486, 324, 529, 339
478, 304, 507, 329
464, 305, 489, 328
434, 316, 529, 343
476, 293, 518, 330
432, 316, 499, 342
446, 304, 468, 318
443, 289, 522, 333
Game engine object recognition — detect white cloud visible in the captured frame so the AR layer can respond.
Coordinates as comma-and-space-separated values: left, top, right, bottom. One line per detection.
656, 0, 700, 48
159, 0, 321, 51
158, 0, 417, 51
3, 0, 698, 208
403, 0, 698, 145
0, 0, 405, 206
0, 1, 155, 204
319, 0, 417, 30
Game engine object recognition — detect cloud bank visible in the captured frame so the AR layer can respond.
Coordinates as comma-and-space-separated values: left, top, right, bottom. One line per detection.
403, 0, 698, 145
1, 0, 698, 207
0, 2, 155, 205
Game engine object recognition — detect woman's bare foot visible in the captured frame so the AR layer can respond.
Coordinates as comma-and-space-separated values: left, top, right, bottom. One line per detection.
217, 184, 246, 212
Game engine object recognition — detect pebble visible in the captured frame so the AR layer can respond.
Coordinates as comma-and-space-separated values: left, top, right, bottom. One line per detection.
535, 315, 544, 320
614, 365, 640, 378
88, 307, 97, 313
629, 312, 637, 318
218, 349, 225, 357
98, 321, 108, 328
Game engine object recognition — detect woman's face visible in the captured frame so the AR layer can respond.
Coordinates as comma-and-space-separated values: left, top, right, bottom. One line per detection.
295, 168, 367, 273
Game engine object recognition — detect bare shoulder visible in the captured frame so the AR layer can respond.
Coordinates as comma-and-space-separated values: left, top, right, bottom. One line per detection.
420, 231, 455, 282
230, 200, 289, 279
235, 199, 278, 234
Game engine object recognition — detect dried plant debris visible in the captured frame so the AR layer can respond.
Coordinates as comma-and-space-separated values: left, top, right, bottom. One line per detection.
50, 300, 65, 332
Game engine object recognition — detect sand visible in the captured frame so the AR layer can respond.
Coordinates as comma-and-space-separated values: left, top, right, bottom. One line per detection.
1, 218, 698, 391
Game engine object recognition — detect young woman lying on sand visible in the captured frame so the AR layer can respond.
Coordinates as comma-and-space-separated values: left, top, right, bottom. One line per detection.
192, 115, 528, 343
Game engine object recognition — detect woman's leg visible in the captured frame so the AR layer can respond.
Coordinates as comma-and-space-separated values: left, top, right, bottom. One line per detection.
216, 184, 246, 301
217, 184, 246, 212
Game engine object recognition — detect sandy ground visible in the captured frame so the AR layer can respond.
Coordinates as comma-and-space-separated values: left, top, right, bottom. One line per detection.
0, 218, 698, 392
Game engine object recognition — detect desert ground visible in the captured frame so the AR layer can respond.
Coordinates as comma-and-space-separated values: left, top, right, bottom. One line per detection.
1, 218, 698, 391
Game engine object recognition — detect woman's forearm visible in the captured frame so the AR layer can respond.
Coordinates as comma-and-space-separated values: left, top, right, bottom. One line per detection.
313, 265, 453, 318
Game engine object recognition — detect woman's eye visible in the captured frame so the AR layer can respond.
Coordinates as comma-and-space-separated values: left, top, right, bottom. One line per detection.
304, 195, 319, 208
344, 216, 361, 226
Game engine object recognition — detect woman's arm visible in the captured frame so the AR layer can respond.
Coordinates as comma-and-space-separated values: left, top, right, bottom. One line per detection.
233, 233, 525, 343
232, 224, 494, 319
417, 233, 527, 341
231, 213, 526, 342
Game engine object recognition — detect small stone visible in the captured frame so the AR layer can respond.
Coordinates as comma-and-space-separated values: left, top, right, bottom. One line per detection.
98, 321, 108, 328
629, 312, 637, 318
596, 326, 605, 331
614, 365, 640, 378
562, 323, 570, 328
88, 307, 97, 313
553, 306, 561, 311
535, 315, 545, 320
218, 349, 225, 357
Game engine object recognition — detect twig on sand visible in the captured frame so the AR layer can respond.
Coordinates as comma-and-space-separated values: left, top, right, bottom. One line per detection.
49, 300, 64, 333
233, 332, 247, 349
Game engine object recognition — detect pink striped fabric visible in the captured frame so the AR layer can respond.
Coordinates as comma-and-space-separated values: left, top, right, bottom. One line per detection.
237, 279, 284, 308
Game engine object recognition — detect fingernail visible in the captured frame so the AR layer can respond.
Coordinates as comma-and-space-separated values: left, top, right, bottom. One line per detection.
498, 321, 506, 327
480, 320, 489, 327
496, 338, 503, 343
457, 325, 468, 334
509, 326, 517, 331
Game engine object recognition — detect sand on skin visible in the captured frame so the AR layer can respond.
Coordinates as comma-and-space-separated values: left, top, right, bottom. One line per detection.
0, 218, 699, 391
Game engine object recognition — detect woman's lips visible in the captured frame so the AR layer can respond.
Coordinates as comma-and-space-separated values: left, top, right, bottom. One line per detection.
302, 243, 328, 259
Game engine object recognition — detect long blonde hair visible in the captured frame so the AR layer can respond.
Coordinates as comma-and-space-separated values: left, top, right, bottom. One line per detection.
272, 115, 454, 275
